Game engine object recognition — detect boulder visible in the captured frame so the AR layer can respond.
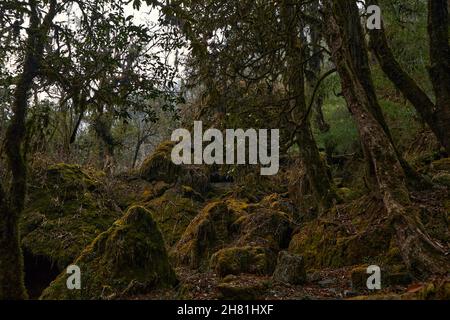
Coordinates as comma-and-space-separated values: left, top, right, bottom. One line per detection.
272, 251, 306, 285
40, 206, 177, 299
217, 278, 268, 300
210, 246, 277, 277
21, 164, 121, 269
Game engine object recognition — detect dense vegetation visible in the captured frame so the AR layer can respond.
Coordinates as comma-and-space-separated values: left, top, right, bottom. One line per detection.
0, 0, 449, 300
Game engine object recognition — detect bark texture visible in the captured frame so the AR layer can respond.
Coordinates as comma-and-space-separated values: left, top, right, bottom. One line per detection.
324, 0, 448, 277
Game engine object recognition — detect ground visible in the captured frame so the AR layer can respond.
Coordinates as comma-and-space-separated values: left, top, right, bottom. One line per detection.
21, 141, 450, 300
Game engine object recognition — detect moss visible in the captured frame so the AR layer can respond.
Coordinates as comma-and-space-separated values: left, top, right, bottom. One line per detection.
139, 141, 180, 184
171, 201, 244, 269
21, 164, 121, 269
210, 246, 277, 277
144, 187, 201, 247
336, 187, 357, 201
288, 196, 395, 269
217, 280, 269, 300
236, 207, 294, 250
417, 280, 450, 300
432, 172, 450, 187
171, 194, 294, 270
40, 206, 177, 300
431, 158, 450, 171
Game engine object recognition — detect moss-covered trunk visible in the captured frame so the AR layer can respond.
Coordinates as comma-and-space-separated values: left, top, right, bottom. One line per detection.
281, 0, 335, 213
324, 0, 448, 277
0, 0, 57, 299
368, 0, 450, 154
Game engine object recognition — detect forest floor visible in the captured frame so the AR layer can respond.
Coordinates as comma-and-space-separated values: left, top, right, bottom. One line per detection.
21, 142, 450, 300
134, 267, 449, 300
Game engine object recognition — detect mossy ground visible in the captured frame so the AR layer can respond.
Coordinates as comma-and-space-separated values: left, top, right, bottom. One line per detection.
23, 148, 449, 300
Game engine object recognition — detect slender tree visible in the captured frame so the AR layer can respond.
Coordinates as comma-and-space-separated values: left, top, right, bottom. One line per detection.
368, 0, 450, 154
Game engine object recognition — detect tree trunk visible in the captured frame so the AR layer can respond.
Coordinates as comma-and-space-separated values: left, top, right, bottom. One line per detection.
0, 0, 57, 299
281, 0, 335, 213
338, 0, 423, 189
427, 0, 450, 154
324, 0, 448, 277
368, 0, 450, 154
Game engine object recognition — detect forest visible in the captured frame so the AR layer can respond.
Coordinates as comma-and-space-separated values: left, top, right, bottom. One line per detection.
0, 0, 449, 301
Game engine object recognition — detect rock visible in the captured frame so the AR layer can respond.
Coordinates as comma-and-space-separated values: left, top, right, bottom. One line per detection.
288, 196, 395, 269
139, 141, 210, 192
432, 172, 450, 187
336, 187, 356, 201
40, 206, 177, 299
139, 141, 180, 183
387, 272, 413, 286
172, 200, 245, 269
217, 280, 268, 300
431, 158, 450, 171
344, 290, 358, 298
272, 251, 306, 285
236, 207, 294, 250
210, 246, 277, 277
350, 266, 369, 291
21, 163, 121, 269
318, 278, 336, 287
145, 186, 201, 247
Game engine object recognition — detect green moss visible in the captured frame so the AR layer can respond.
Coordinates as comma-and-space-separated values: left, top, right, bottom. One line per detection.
336, 187, 357, 201
217, 280, 269, 300
171, 201, 244, 269
210, 246, 276, 277
139, 141, 180, 184
431, 158, 450, 172
288, 196, 395, 269
144, 187, 201, 247
40, 206, 177, 300
21, 164, 121, 269
432, 172, 450, 187
236, 207, 294, 250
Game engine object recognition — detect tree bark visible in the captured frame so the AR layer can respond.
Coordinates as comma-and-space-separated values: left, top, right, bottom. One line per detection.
0, 0, 57, 299
368, 0, 450, 154
282, 0, 335, 213
337, 0, 422, 189
324, 0, 448, 277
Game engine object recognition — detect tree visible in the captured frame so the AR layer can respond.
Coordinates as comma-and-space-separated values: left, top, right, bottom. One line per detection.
160, 0, 336, 213
323, 0, 448, 277
0, 0, 58, 299
368, 0, 450, 154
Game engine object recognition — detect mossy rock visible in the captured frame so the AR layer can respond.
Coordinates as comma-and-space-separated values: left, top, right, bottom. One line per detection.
259, 193, 295, 216
417, 280, 450, 300
336, 187, 357, 201
431, 158, 450, 172
210, 246, 277, 277
288, 197, 396, 269
171, 200, 245, 269
40, 206, 177, 300
144, 186, 201, 247
432, 172, 450, 187
235, 207, 294, 250
139, 141, 210, 193
217, 279, 268, 300
21, 164, 121, 269
139, 141, 181, 184
272, 251, 306, 285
